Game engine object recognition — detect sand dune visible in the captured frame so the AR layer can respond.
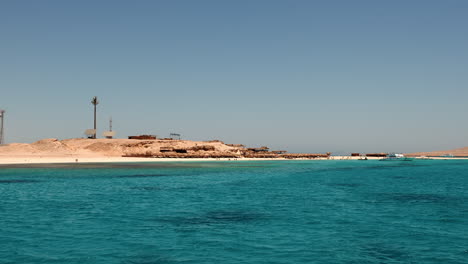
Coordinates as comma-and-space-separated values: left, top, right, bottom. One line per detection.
0, 138, 240, 158
0, 138, 340, 164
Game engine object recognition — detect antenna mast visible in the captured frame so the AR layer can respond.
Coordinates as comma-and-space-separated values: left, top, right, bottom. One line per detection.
0, 110, 5, 145
103, 116, 115, 139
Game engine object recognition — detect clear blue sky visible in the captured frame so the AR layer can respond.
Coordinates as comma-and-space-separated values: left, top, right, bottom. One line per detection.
1, 0, 467, 153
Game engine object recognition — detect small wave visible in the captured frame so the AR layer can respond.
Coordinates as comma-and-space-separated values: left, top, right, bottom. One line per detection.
123, 253, 174, 264
327, 183, 362, 188
130, 186, 164, 191
361, 243, 410, 262
374, 193, 462, 204
118, 174, 170, 178
0, 179, 41, 184
155, 210, 266, 226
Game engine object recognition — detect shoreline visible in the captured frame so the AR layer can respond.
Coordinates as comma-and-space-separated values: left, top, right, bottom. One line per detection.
0, 156, 374, 165
1, 156, 467, 165
2, 138, 468, 165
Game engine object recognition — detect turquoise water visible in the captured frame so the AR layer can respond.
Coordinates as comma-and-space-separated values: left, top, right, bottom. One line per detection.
1, 160, 467, 263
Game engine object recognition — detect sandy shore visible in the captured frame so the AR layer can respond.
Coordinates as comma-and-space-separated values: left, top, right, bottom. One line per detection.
0, 156, 267, 165
0, 156, 387, 165
0, 138, 333, 165
1, 138, 467, 165
2, 156, 468, 165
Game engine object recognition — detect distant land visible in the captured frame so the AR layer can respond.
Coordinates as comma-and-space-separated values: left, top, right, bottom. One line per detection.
0, 138, 330, 161
406, 147, 468, 157
1, 138, 468, 165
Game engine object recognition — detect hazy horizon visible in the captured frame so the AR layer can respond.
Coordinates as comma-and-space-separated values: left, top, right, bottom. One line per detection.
1, 0, 467, 154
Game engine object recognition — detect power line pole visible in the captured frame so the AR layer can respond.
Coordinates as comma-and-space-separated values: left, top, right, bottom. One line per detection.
0, 110, 5, 145
91, 96, 99, 139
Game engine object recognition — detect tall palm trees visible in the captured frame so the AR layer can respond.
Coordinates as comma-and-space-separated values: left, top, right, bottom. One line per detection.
91, 96, 99, 139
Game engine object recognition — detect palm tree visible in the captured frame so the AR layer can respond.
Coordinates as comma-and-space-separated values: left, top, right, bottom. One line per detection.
91, 96, 99, 139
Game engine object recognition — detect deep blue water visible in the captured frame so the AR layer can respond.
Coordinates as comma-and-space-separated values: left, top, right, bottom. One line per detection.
1, 160, 467, 264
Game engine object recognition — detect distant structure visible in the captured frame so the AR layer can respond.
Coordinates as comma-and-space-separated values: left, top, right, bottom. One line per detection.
247, 146, 270, 152
128, 135, 157, 140
170, 133, 181, 140
103, 117, 116, 139
0, 110, 5, 144
85, 129, 96, 139
91, 96, 99, 139
366, 153, 388, 157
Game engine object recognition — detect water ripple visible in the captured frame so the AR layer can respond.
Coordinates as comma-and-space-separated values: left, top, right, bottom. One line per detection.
155, 210, 266, 226
0, 179, 41, 184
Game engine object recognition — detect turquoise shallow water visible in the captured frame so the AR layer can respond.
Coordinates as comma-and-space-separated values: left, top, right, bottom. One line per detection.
0, 160, 467, 263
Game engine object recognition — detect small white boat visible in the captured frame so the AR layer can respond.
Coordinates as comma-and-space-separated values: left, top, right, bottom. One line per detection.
440, 154, 454, 158
418, 156, 433, 160
380, 153, 413, 161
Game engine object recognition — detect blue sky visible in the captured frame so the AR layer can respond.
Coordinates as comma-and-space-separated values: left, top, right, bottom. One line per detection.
1, 0, 467, 153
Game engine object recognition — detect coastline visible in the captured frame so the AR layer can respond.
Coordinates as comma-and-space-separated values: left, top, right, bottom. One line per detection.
2, 155, 467, 165
0, 156, 386, 165
2, 138, 468, 165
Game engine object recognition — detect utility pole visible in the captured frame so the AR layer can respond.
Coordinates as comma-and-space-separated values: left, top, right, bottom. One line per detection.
0, 110, 5, 145
91, 96, 99, 139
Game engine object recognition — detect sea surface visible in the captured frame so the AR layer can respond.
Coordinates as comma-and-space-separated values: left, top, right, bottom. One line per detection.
1, 160, 467, 264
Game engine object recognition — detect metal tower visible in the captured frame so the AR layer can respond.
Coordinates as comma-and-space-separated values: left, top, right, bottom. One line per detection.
0, 110, 5, 145
103, 117, 115, 139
